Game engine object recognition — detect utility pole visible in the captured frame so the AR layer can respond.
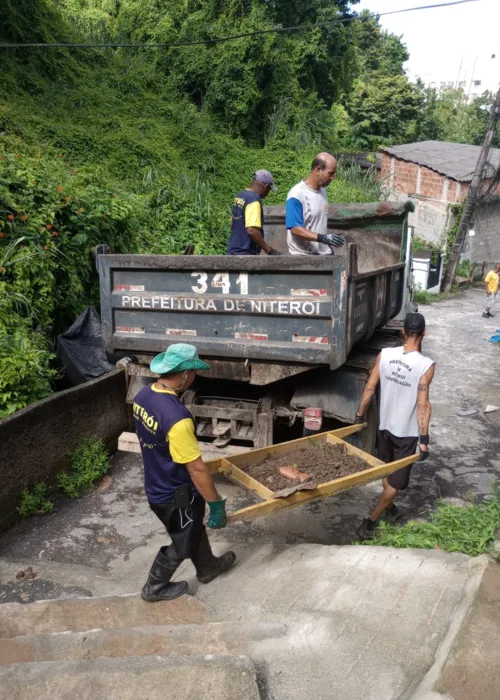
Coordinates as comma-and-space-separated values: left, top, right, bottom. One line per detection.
442, 85, 500, 292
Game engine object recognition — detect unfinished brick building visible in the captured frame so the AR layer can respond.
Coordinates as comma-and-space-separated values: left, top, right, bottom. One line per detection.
380, 141, 500, 268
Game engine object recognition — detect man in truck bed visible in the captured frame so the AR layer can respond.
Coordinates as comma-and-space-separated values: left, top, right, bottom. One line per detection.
354, 312, 435, 540
285, 152, 344, 255
227, 170, 281, 256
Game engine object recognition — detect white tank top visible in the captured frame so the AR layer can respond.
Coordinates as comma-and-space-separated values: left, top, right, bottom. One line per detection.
379, 346, 435, 438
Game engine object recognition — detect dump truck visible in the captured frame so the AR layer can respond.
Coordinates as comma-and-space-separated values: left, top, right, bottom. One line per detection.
97, 201, 414, 454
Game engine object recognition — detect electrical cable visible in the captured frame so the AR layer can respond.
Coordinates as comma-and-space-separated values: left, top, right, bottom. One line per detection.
0, 0, 481, 50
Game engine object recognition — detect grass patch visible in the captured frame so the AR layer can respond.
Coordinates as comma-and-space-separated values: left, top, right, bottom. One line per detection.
17, 481, 54, 518
58, 438, 110, 498
413, 285, 465, 305
363, 489, 500, 557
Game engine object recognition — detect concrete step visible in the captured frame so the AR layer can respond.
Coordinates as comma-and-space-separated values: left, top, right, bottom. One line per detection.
0, 621, 286, 665
0, 654, 260, 700
0, 593, 206, 639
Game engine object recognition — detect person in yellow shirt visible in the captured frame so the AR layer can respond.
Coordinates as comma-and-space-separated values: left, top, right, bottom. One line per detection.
133, 344, 236, 602
227, 170, 281, 255
482, 264, 500, 318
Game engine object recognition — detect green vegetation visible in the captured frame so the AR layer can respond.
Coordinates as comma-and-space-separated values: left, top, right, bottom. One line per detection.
363, 489, 500, 557
58, 438, 110, 498
412, 286, 464, 305
0, 0, 496, 416
412, 236, 442, 265
17, 481, 54, 518
456, 259, 471, 278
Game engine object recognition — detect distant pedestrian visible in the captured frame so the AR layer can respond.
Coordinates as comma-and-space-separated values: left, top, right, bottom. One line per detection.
482, 264, 500, 318
227, 170, 281, 256
133, 344, 236, 602
355, 313, 435, 541
285, 152, 344, 255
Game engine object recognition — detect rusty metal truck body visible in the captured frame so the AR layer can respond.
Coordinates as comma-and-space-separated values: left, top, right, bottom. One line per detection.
98, 201, 414, 451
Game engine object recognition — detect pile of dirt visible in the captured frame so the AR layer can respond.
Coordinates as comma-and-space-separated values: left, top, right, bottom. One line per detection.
239, 441, 370, 492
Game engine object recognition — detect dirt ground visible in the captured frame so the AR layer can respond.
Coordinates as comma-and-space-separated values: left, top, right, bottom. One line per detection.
240, 442, 369, 491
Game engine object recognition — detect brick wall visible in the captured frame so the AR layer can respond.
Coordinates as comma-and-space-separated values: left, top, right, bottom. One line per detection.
381, 152, 470, 203
381, 151, 500, 250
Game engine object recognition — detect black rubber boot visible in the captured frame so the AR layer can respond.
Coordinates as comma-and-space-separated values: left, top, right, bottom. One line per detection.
192, 530, 236, 585
141, 546, 189, 602
357, 518, 378, 541
383, 504, 404, 524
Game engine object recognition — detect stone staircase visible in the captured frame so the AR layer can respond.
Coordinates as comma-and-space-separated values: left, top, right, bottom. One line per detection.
0, 593, 283, 699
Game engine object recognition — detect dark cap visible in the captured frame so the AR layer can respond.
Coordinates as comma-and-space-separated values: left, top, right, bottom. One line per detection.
404, 312, 426, 334
253, 169, 277, 192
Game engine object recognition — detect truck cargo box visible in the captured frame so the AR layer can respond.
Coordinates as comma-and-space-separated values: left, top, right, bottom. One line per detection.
98, 202, 411, 373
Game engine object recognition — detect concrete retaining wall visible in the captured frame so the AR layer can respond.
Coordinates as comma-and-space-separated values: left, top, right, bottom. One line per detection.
0, 370, 128, 532
470, 200, 500, 268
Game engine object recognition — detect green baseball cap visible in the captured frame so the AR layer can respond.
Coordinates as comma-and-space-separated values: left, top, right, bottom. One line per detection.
150, 343, 210, 375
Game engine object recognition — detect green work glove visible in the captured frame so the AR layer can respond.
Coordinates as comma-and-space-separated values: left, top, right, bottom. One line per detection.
207, 496, 227, 529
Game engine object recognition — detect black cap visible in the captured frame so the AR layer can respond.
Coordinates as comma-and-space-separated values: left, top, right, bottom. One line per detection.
404, 312, 425, 334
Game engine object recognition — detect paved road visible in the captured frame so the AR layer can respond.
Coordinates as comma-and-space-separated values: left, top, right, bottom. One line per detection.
0, 288, 499, 700
0, 288, 498, 585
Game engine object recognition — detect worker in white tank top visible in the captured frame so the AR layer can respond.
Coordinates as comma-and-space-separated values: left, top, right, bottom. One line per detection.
355, 313, 436, 540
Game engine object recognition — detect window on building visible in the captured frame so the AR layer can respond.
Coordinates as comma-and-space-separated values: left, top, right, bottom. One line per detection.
473, 80, 482, 86
447, 81, 454, 88
458, 81, 466, 87
440, 81, 447, 89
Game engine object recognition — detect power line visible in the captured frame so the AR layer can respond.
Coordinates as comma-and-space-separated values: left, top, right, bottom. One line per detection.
0, 0, 481, 50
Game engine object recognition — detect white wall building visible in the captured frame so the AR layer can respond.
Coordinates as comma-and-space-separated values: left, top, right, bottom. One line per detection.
427, 51, 499, 102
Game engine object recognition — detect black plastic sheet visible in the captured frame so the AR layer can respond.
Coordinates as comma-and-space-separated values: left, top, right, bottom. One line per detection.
56, 307, 114, 386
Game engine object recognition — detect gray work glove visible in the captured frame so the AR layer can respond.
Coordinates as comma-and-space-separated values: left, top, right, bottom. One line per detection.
268, 248, 282, 256
317, 232, 344, 248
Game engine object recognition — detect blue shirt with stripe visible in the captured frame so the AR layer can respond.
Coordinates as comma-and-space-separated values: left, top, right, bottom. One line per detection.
133, 385, 199, 504
227, 189, 263, 255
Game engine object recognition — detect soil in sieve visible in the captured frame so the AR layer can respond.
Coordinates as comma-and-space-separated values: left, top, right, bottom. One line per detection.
239, 441, 371, 491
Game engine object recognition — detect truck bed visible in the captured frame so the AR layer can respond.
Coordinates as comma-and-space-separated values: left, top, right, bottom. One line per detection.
99, 249, 404, 372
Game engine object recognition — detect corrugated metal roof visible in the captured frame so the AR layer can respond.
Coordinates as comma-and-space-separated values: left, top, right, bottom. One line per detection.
380, 141, 500, 182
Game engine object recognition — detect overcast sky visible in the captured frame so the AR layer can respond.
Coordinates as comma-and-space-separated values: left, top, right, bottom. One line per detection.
355, 0, 500, 91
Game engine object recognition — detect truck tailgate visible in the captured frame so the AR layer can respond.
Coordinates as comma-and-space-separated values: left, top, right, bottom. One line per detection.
99, 255, 346, 367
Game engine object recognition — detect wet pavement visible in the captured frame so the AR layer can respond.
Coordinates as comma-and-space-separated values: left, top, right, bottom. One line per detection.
0, 288, 499, 603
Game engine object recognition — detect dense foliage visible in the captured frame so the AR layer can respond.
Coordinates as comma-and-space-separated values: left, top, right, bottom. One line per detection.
0, 0, 496, 415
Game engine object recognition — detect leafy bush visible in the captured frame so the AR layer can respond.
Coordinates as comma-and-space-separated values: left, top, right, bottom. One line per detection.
17, 481, 54, 518
362, 488, 500, 557
0, 150, 140, 333
456, 259, 471, 278
0, 0, 390, 417
58, 438, 110, 498
0, 277, 56, 417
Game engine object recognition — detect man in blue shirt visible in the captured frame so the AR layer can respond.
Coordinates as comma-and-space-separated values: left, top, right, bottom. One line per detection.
133, 344, 236, 602
227, 170, 281, 256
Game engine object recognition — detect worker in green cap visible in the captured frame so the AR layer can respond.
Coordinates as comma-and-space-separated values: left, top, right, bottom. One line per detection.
133, 343, 236, 602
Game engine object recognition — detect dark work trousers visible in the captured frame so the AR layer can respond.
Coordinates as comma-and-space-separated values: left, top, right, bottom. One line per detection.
149, 495, 206, 560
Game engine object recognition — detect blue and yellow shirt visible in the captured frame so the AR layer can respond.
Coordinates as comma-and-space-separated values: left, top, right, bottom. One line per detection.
133, 384, 201, 504
227, 189, 264, 255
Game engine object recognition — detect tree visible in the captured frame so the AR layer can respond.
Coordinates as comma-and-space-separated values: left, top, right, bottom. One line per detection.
352, 10, 409, 77
112, 0, 361, 142
413, 85, 500, 147
348, 75, 420, 149
341, 10, 417, 149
